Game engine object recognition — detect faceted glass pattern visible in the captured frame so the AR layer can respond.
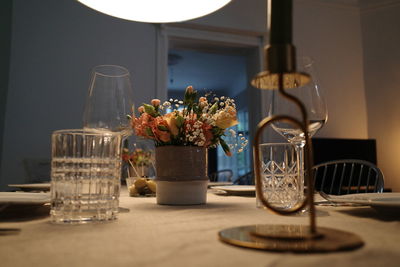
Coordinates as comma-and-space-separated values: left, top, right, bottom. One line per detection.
257, 143, 302, 209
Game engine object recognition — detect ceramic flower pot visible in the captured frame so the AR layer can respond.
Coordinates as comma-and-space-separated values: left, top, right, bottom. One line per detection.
155, 146, 208, 205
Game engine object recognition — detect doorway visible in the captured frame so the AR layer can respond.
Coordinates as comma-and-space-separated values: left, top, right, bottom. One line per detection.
156, 24, 266, 182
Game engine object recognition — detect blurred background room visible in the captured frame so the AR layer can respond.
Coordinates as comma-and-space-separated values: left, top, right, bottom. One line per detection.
1, 0, 400, 192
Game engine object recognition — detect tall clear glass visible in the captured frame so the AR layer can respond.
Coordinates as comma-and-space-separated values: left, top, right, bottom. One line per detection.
83, 65, 134, 137
50, 129, 122, 223
268, 57, 328, 198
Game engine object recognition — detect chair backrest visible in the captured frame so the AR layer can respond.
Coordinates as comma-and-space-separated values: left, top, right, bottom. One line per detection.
234, 171, 254, 185
209, 169, 233, 182
312, 159, 384, 195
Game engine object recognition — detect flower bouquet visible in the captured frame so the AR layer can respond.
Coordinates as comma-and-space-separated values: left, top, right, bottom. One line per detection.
132, 86, 246, 153
131, 86, 246, 205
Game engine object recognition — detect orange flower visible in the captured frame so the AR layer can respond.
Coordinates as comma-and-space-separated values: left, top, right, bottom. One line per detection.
151, 99, 161, 106
151, 117, 171, 143
186, 85, 194, 94
164, 112, 179, 137
133, 113, 155, 139
202, 122, 213, 147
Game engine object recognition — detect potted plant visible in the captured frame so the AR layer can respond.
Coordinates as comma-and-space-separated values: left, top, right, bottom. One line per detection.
131, 86, 247, 205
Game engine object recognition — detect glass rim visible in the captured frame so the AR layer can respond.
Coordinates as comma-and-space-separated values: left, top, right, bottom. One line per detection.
92, 64, 130, 78
297, 56, 314, 67
259, 143, 297, 147
52, 129, 121, 137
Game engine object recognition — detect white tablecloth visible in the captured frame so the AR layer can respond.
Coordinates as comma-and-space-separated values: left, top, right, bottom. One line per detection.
1, 189, 399, 267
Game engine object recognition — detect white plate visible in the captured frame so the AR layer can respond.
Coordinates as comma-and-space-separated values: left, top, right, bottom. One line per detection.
211, 185, 255, 196
0, 192, 50, 205
325, 192, 400, 210
8, 183, 51, 191
208, 182, 233, 188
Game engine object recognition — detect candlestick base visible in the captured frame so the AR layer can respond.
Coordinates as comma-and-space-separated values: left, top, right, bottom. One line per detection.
218, 224, 363, 253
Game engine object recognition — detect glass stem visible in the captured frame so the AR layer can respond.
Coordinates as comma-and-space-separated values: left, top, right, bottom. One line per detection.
295, 142, 305, 201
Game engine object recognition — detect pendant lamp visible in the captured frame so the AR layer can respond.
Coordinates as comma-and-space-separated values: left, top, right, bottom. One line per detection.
77, 0, 232, 23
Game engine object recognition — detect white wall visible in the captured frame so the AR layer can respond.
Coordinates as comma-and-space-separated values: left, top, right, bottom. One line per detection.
190, 0, 267, 33
361, 1, 400, 191
194, 0, 370, 143
294, 0, 368, 139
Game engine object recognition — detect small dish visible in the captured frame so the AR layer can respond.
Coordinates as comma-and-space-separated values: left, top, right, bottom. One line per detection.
8, 183, 51, 192
368, 194, 400, 212
321, 192, 400, 211
0, 192, 50, 205
211, 185, 255, 196
208, 182, 233, 188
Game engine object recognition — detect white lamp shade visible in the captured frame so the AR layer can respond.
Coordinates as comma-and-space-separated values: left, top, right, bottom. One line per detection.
77, 0, 232, 23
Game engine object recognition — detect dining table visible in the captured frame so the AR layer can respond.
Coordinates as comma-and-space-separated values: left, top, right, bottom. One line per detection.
1, 187, 399, 267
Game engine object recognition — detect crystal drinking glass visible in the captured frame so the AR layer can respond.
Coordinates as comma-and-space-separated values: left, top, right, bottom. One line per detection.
257, 143, 301, 209
268, 57, 328, 199
83, 65, 134, 137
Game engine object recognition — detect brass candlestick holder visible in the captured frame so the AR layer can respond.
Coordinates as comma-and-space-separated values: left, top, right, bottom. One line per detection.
218, 0, 364, 253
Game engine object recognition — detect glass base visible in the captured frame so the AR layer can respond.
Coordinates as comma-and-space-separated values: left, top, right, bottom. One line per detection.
51, 210, 118, 224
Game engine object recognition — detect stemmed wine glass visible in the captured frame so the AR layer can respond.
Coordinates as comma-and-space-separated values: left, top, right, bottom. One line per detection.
268, 56, 328, 201
83, 65, 134, 137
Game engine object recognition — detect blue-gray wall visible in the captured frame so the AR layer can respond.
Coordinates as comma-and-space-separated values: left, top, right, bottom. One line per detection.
0, 0, 266, 189
0, 0, 13, 187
